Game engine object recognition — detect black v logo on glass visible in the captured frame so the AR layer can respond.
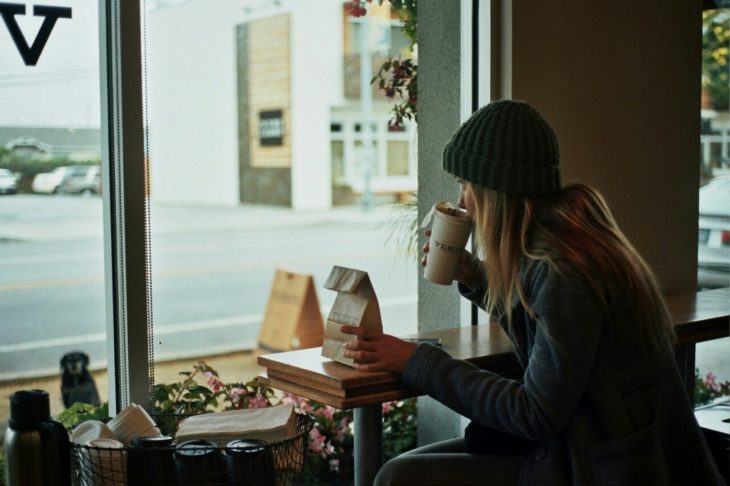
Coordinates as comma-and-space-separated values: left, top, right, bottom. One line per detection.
0, 2, 72, 66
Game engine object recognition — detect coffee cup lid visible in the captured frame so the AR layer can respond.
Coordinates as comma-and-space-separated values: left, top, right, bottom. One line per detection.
225, 439, 268, 454
86, 438, 124, 449
130, 435, 174, 448
175, 439, 217, 458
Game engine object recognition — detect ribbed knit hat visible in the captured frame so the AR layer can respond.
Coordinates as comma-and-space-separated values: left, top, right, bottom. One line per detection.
443, 100, 560, 196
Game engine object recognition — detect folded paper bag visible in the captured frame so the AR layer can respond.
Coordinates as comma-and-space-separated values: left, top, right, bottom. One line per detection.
175, 403, 297, 447
321, 265, 382, 367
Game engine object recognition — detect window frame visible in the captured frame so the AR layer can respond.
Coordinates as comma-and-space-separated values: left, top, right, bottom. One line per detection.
99, 0, 151, 414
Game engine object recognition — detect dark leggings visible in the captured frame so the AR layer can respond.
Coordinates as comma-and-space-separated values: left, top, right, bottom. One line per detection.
374, 438, 524, 486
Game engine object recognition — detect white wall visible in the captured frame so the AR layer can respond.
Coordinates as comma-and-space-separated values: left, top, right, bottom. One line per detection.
289, 0, 343, 210
146, 0, 246, 206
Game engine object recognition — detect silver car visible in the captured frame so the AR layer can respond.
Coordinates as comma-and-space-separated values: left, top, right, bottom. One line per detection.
0, 168, 17, 195
698, 175, 730, 289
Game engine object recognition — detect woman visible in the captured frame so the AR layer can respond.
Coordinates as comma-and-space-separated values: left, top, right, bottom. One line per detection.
341, 100, 725, 485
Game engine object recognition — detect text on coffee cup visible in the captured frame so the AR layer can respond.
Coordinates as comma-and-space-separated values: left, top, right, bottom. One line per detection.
435, 241, 464, 253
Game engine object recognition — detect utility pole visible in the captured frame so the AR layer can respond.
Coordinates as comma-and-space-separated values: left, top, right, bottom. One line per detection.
358, 11, 374, 211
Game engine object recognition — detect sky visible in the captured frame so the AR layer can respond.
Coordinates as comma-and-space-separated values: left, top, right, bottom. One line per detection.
0, 0, 100, 128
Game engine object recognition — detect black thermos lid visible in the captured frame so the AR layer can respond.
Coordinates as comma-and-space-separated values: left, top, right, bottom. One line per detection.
9, 389, 51, 430
130, 435, 175, 448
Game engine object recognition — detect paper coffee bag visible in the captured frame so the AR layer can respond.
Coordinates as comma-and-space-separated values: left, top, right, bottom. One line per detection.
321, 266, 382, 366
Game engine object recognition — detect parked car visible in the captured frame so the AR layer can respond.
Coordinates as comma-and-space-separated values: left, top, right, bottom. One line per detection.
31, 166, 70, 194
59, 165, 101, 196
0, 168, 17, 195
698, 175, 730, 289
32, 165, 95, 194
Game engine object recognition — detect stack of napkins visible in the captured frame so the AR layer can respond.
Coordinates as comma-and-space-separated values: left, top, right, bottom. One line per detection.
175, 403, 297, 446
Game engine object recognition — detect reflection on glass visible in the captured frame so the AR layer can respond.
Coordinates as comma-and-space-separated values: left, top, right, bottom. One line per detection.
143, 1, 418, 384
696, 7, 729, 406
0, 0, 106, 417
699, 8, 730, 290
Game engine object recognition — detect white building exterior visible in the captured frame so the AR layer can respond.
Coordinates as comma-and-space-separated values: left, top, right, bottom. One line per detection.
146, 0, 416, 209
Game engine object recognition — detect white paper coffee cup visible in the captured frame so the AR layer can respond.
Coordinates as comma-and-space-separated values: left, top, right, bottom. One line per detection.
84, 438, 126, 486
422, 202, 472, 285
107, 403, 159, 445
71, 420, 117, 445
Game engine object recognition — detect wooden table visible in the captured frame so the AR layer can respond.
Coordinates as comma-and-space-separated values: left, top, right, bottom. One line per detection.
666, 287, 730, 398
258, 287, 730, 485
259, 321, 518, 485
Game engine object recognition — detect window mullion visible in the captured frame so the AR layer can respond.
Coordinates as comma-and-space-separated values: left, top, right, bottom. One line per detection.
99, 0, 151, 415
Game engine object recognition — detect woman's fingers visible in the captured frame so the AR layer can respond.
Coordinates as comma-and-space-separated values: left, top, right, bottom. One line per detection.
340, 325, 365, 338
352, 362, 386, 372
345, 339, 376, 352
342, 349, 377, 363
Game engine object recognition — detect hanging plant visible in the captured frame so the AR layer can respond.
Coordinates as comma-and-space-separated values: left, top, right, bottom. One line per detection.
346, 0, 418, 128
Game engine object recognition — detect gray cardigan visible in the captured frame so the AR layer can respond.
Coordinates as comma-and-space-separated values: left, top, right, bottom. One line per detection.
402, 259, 725, 485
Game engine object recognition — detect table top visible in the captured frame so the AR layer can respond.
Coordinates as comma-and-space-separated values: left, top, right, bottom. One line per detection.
666, 287, 730, 345
259, 287, 730, 409
259, 321, 519, 409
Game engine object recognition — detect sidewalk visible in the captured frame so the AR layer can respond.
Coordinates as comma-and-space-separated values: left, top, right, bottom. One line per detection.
0, 195, 401, 242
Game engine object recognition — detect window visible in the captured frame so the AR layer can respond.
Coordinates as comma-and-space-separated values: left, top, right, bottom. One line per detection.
142, 1, 418, 388
0, 0, 424, 416
0, 0, 106, 416
696, 6, 729, 402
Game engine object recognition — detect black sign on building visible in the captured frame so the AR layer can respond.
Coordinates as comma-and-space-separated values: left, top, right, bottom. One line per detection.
259, 110, 284, 146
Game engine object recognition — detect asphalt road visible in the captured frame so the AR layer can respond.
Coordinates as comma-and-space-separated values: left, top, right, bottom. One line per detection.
3, 195, 726, 383
0, 195, 419, 380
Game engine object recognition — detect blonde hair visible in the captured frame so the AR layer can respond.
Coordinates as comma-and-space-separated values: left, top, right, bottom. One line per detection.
468, 182, 675, 349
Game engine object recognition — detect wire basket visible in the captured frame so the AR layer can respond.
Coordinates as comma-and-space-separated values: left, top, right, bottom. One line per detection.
70, 413, 313, 486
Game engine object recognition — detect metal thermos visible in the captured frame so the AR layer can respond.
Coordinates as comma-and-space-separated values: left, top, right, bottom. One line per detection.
3, 389, 71, 486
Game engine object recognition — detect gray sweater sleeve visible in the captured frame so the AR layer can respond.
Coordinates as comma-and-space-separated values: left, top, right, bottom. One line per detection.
401, 261, 605, 444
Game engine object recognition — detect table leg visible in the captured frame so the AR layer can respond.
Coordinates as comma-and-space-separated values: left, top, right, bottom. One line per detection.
354, 404, 383, 486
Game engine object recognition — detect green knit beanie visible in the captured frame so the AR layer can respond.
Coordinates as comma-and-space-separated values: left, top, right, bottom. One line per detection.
442, 100, 560, 196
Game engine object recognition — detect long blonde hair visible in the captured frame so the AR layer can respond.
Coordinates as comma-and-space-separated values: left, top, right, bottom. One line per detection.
468, 182, 675, 349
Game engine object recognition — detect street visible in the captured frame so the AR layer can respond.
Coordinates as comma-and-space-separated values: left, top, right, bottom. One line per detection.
2, 195, 727, 384
0, 195, 418, 380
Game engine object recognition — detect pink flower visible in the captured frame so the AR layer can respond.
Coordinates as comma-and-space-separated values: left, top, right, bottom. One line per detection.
309, 427, 326, 454
382, 401, 393, 414
321, 405, 335, 420
248, 394, 269, 409
704, 372, 721, 392
345, 1, 367, 17
230, 387, 247, 406
203, 371, 224, 393
282, 393, 312, 413
298, 399, 312, 413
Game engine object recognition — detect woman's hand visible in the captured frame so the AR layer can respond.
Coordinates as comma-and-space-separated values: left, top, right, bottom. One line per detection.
421, 229, 482, 288
340, 326, 417, 373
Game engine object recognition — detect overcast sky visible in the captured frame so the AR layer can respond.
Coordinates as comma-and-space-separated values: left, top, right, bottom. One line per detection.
0, 0, 100, 128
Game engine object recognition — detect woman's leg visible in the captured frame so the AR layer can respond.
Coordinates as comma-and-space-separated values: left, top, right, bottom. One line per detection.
374, 438, 523, 486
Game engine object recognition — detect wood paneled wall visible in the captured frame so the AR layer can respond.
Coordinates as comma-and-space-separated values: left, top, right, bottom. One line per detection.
248, 15, 291, 169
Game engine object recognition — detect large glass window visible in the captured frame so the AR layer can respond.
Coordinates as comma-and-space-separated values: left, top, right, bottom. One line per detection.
0, 0, 106, 417
696, 7, 729, 403
143, 0, 418, 386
